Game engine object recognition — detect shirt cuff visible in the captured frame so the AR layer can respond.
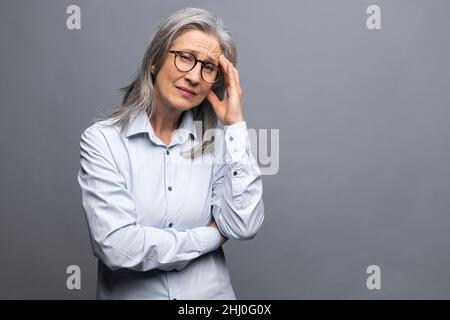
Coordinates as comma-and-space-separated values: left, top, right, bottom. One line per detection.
224, 121, 250, 163
191, 226, 222, 254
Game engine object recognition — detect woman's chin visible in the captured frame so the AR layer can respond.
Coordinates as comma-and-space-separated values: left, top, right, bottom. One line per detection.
171, 99, 201, 111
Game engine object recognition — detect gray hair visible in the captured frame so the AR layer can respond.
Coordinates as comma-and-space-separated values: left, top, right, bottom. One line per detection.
96, 7, 237, 158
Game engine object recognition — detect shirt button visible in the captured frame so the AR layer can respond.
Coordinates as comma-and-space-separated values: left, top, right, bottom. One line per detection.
166, 150, 170, 155
229, 136, 234, 141
168, 223, 173, 228
168, 186, 172, 191
233, 171, 238, 176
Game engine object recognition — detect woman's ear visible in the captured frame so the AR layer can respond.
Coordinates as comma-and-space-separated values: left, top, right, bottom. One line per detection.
150, 65, 156, 84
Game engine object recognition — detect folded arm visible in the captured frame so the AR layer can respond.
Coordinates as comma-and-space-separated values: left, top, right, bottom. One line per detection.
78, 126, 222, 272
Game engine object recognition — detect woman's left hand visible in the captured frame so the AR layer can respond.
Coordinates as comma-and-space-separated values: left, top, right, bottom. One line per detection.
207, 55, 244, 126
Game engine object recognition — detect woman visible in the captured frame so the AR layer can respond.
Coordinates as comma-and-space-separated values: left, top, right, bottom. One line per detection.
77, 7, 264, 299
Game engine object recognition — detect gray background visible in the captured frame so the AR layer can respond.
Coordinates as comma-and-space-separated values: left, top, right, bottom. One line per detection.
1, 0, 449, 299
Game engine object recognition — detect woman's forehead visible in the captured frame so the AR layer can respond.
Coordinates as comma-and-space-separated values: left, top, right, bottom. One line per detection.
171, 30, 222, 59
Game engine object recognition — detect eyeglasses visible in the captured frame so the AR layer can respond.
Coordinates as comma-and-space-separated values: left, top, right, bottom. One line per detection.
169, 50, 222, 84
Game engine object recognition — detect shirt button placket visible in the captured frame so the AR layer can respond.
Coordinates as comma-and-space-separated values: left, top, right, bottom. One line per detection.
165, 147, 178, 300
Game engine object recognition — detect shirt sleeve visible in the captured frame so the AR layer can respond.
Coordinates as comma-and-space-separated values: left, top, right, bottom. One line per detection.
77, 125, 222, 272
211, 121, 265, 240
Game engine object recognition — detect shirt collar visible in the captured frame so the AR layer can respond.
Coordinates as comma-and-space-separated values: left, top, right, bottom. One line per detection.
125, 109, 198, 143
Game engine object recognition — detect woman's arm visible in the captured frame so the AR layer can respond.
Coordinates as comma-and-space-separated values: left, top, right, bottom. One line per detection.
77, 126, 222, 272
206, 54, 265, 241
210, 121, 265, 240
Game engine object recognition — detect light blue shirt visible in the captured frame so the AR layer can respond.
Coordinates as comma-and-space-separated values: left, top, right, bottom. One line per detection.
77, 109, 264, 299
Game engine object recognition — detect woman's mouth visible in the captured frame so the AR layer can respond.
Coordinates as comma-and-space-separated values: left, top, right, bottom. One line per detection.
176, 86, 196, 97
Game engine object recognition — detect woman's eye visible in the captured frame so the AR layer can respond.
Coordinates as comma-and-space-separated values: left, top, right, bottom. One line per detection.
203, 64, 215, 73
179, 53, 193, 62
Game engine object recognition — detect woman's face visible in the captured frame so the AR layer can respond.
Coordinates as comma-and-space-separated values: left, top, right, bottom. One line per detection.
152, 30, 222, 112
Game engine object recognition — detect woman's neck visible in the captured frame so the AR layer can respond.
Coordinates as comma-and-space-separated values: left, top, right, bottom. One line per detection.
149, 105, 183, 145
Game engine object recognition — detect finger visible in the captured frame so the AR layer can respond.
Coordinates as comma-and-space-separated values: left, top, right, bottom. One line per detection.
207, 90, 226, 119
219, 55, 234, 90
218, 55, 230, 85
206, 89, 221, 108
222, 56, 239, 94
233, 66, 242, 96
218, 54, 230, 70
219, 55, 240, 98
233, 66, 240, 86
221, 54, 233, 66
226, 59, 238, 95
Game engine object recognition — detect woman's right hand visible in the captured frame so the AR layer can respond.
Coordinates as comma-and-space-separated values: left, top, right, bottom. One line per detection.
209, 218, 228, 246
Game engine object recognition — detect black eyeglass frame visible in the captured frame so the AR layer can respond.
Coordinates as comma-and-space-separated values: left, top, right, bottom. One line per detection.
168, 50, 223, 84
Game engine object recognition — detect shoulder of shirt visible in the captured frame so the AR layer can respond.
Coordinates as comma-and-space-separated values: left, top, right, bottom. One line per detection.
81, 118, 123, 141
80, 119, 129, 164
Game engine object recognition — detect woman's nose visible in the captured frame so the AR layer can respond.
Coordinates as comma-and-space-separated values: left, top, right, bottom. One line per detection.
184, 63, 202, 84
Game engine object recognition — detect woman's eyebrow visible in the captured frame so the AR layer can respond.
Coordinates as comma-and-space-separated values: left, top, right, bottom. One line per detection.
179, 49, 218, 64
